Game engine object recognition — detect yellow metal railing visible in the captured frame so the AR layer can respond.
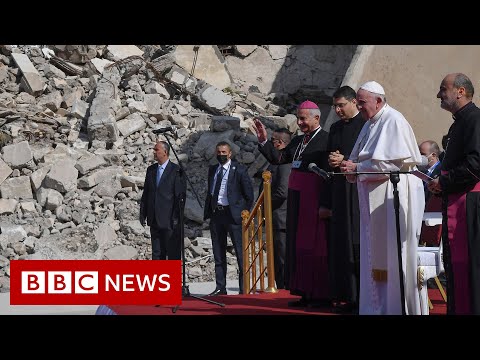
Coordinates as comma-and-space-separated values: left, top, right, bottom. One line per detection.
241, 170, 277, 294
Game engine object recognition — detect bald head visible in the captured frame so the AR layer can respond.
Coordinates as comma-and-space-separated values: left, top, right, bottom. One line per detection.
437, 73, 474, 114
419, 140, 440, 167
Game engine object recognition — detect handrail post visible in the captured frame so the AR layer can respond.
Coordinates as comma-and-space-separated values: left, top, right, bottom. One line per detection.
262, 171, 278, 293
241, 210, 250, 295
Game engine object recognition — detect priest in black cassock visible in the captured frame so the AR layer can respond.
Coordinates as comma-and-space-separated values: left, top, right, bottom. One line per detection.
326, 86, 365, 314
254, 100, 331, 308
428, 73, 480, 315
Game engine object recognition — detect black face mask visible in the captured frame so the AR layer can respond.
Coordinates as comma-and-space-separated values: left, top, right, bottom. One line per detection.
217, 155, 228, 164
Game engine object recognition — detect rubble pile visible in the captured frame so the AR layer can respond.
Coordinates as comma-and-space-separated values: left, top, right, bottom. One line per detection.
0, 45, 350, 292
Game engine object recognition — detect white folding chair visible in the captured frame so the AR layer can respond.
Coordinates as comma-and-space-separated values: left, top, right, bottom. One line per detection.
417, 212, 447, 315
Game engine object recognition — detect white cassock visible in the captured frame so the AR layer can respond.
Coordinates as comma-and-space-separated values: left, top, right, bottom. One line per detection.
348, 104, 425, 315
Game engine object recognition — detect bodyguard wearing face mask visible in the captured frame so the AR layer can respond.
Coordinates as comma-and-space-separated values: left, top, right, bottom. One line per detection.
204, 141, 254, 295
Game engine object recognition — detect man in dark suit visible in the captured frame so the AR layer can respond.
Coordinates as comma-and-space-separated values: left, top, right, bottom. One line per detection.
204, 141, 254, 295
418, 140, 443, 247
419, 140, 442, 202
258, 128, 292, 289
140, 140, 186, 260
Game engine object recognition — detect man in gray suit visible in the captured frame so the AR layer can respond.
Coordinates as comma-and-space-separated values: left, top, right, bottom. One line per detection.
140, 140, 187, 260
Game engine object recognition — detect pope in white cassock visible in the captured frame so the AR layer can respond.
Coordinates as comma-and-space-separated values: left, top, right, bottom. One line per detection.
340, 81, 425, 315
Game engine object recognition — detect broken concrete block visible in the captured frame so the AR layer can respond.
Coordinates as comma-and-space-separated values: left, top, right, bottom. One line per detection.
174, 45, 232, 90
70, 98, 89, 119
0, 176, 33, 199
106, 45, 144, 61
235, 45, 258, 57
165, 65, 197, 92
53, 77, 68, 90
0, 199, 18, 215
267, 45, 290, 60
38, 90, 63, 112
77, 167, 124, 189
196, 84, 233, 114
87, 68, 121, 143
91, 58, 113, 74
0, 64, 8, 83
30, 165, 52, 193
11, 53, 45, 96
2, 141, 33, 169
41, 63, 66, 79
116, 113, 146, 137
144, 81, 171, 99
62, 87, 84, 109
143, 94, 164, 119
246, 93, 269, 111
43, 159, 78, 193
0, 158, 13, 186
127, 100, 147, 114
115, 107, 130, 121
75, 154, 106, 175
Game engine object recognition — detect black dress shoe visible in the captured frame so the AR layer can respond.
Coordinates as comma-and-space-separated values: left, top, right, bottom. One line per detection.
333, 302, 358, 314
306, 298, 332, 309
208, 288, 227, 296
287, 297, 308, 307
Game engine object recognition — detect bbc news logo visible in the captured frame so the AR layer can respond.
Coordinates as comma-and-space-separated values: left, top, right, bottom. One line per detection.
10, 260, 182, 305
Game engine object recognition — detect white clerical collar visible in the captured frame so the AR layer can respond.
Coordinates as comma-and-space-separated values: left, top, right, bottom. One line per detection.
370, 104, 388, 123
345, 111, 360, 122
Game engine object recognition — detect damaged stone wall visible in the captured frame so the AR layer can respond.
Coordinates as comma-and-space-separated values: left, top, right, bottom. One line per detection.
0, 44, 355, 292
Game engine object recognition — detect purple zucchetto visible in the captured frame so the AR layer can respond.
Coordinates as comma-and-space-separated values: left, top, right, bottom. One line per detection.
298, 100, 320, 109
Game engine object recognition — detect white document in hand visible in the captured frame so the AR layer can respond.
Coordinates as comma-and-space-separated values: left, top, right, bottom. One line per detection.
411, 170, 434, 183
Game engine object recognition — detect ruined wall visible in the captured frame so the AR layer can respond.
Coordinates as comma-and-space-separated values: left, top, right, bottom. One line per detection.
337, 45, 480, 148
226, 45, 357, 125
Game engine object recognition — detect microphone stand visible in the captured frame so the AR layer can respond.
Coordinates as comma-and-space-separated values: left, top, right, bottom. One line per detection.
324, 170, 414, 315
160, 132, 225, 312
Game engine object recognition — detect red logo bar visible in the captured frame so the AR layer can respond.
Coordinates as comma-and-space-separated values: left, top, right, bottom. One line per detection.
9, 260, 182, 305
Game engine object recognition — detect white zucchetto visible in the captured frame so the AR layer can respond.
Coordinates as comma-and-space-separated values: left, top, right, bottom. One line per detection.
359, 81, 385, 95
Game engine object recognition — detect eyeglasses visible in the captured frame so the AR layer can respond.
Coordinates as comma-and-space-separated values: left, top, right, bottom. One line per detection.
271, 137, 283, 144
332, 102, 348, 109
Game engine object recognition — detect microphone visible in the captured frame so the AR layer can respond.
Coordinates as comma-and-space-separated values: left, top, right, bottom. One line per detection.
308, 163, 331, 180
152, 126, 176, 134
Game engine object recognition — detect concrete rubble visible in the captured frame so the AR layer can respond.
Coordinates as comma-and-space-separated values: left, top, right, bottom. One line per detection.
0, 44, 356, 292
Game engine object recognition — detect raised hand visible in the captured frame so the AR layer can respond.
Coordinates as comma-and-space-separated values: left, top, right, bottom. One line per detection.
253, 118, 267, 143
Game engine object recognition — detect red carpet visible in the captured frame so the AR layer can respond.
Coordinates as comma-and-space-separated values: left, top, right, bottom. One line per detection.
428, 288, 447, 315
106, 288, 447, 315
108, 290, 332, 315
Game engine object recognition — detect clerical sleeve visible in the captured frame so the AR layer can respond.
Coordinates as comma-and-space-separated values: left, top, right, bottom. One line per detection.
441, 115, 480, 193
258, 140, 294, 165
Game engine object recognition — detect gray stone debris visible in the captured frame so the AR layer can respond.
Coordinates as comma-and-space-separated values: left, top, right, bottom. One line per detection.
0, 44, 353, 293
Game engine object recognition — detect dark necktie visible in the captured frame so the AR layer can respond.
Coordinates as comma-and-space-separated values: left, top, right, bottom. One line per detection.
211, 166, 225, 210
